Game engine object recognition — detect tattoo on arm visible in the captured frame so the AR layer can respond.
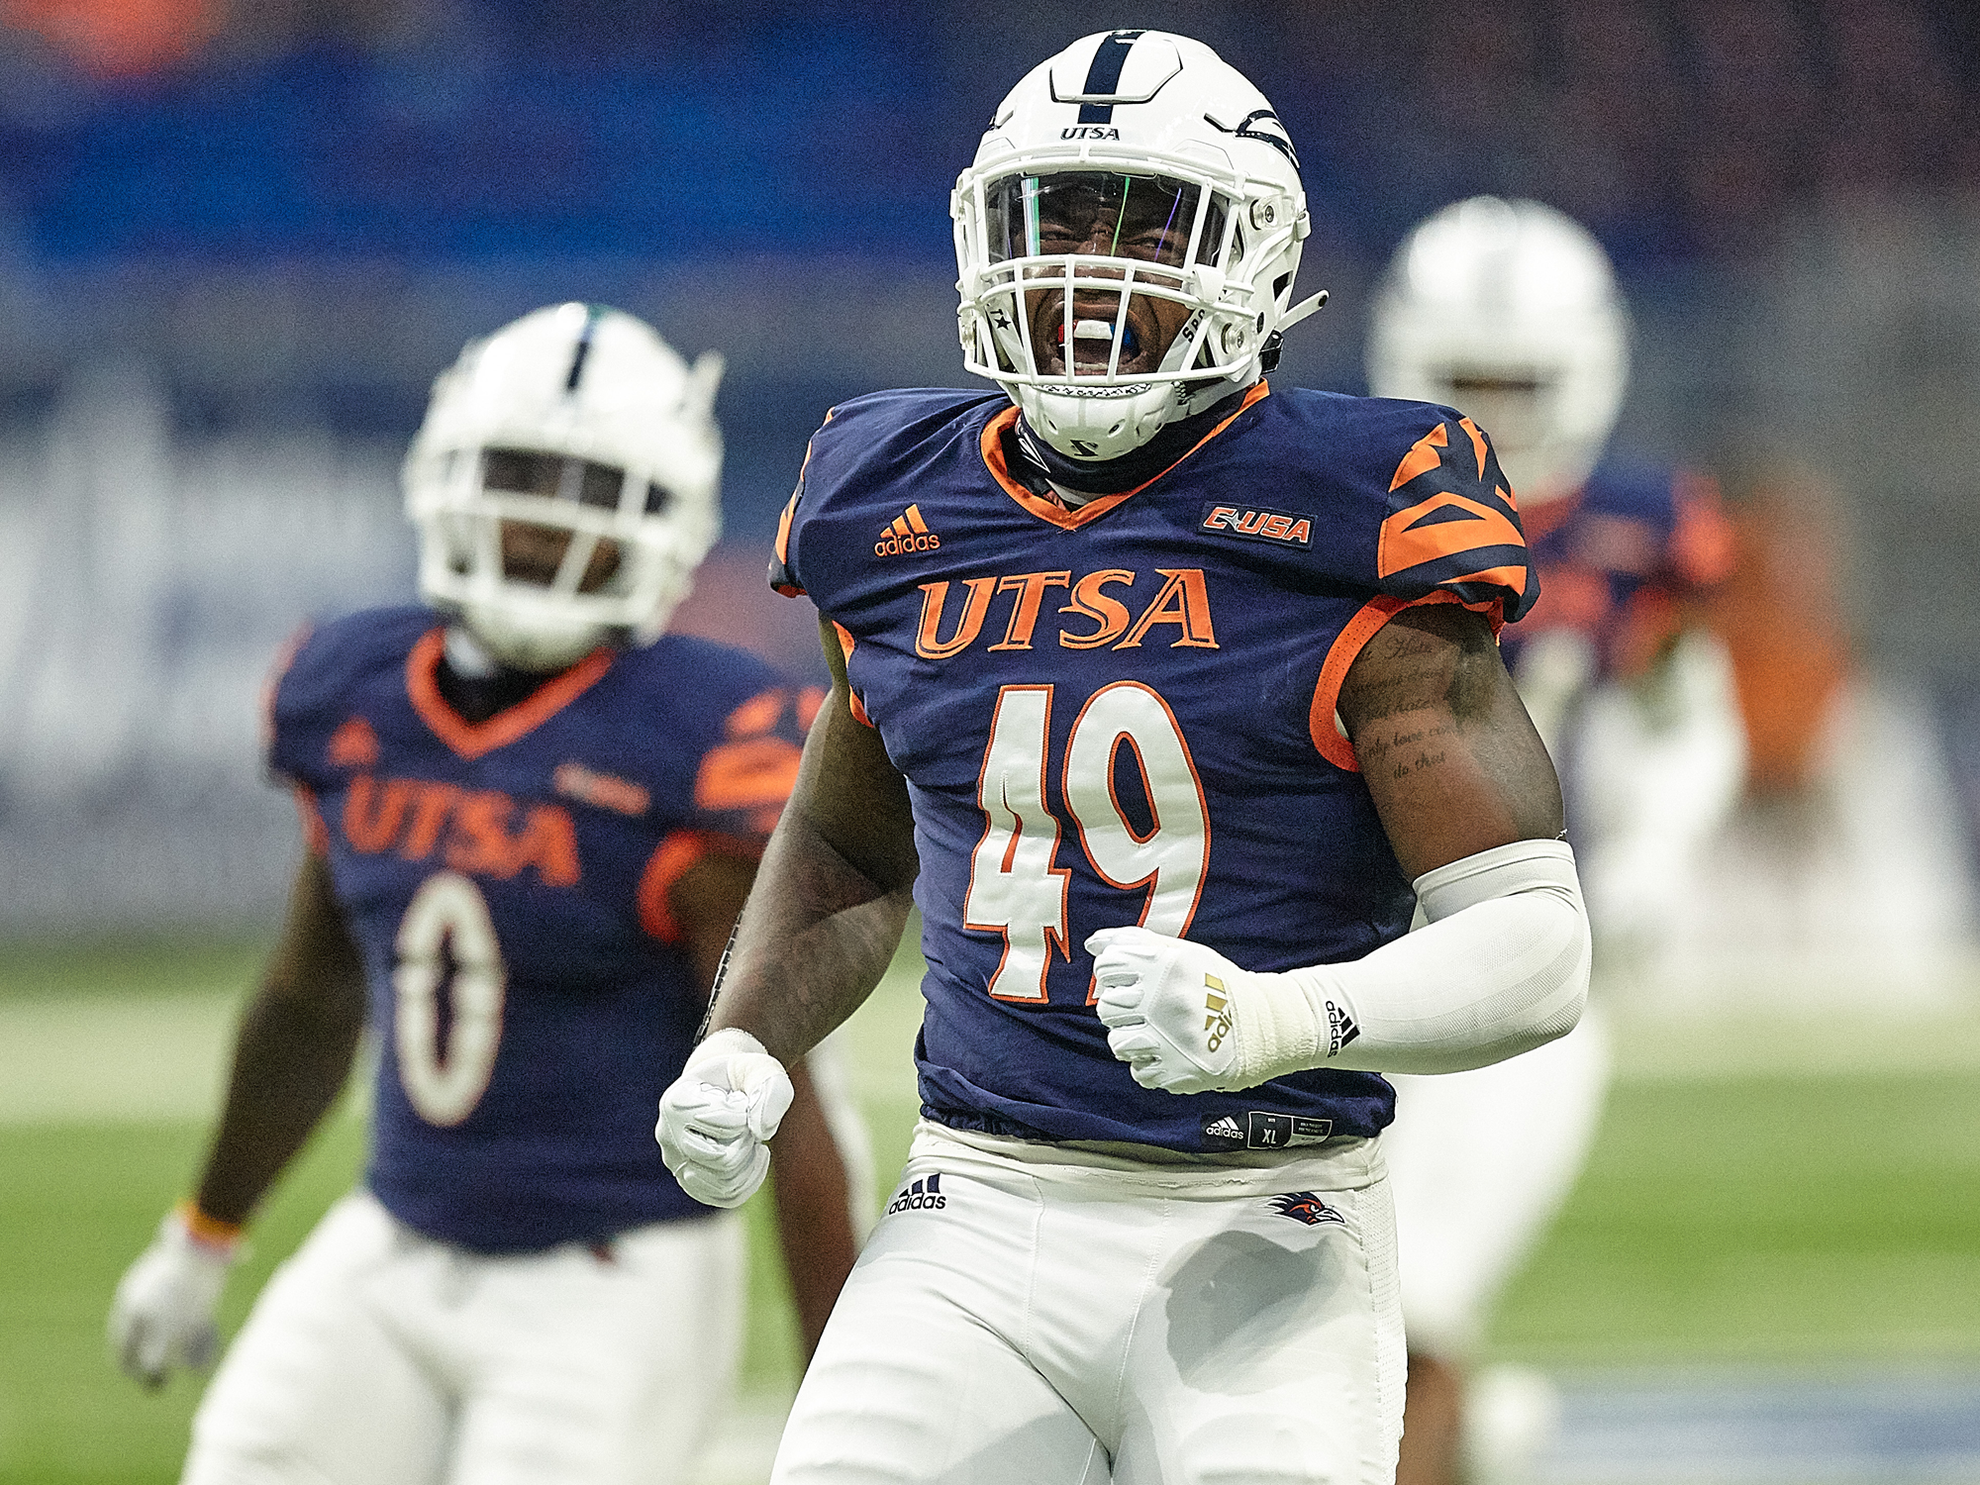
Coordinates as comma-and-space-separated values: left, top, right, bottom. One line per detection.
1338, 602, 1563, 876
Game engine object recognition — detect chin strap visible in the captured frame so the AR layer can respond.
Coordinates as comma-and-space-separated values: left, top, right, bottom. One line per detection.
1013, 385, 1254, 495
1259, 290, 1329, 374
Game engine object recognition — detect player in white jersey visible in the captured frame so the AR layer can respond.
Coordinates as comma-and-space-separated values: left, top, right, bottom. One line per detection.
657, 34, 1594, 1485
1367, 198, 1745, 1485
107, 304, 869, 1485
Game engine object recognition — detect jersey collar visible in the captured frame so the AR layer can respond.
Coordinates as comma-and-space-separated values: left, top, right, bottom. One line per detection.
405, 626, 613, 760
978, 380, 1271, 530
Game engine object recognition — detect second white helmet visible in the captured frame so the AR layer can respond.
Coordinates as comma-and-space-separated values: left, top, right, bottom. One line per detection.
953, 30, 1325, 464
403, 303, 724, 671
1367, 197, 1629, 505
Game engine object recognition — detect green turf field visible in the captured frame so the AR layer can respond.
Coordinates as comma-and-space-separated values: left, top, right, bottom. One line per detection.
2, 939, 1977, 1483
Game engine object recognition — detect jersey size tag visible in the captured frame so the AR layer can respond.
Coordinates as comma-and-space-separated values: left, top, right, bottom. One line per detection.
1201, 1111, 1333, 1151
1197, 503, 1314, 547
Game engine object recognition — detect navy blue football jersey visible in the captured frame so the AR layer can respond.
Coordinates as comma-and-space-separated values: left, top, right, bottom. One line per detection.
267, 607, 813, 1251
1506, 460, 1733, 681
771, 383, 1535, 1154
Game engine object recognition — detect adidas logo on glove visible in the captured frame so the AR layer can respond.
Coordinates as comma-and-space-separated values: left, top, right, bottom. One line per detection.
1202, 974, 1234, 1052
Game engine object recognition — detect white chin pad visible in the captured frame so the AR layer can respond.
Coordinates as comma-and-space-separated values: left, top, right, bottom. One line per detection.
1073, 320, 1116, 340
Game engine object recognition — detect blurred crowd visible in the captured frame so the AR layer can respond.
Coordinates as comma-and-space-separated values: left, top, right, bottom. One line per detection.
0, 1, 1974, 267
0, 0, 1974, 986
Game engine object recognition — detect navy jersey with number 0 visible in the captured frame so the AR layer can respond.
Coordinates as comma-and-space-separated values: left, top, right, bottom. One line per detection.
771, 383, 1536, 1154
268, 607, 811, 1251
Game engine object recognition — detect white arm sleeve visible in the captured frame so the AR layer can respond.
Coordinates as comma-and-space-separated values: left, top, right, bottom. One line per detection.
1238, 839, 1591, 1079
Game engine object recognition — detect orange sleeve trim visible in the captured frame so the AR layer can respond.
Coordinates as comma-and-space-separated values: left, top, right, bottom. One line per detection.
1307, 591, 1485, 772
636, 829, 763, 943
773, 490, 800, 570
831, 621, 875, 728
978, 381, 1271, 529
404, 628, 614, 761
293, 786, 330, 857
175, 1199, 245, 1252
772, 407, 836, 594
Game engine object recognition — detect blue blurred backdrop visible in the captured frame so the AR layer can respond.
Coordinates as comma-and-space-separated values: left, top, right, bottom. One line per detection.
2, 0, 1978, 931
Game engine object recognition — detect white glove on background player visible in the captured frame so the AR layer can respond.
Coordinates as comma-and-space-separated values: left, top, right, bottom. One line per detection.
656, 1028, 794, 1208
108, 1206, 242, 1388
1092, 840, 1591, 1093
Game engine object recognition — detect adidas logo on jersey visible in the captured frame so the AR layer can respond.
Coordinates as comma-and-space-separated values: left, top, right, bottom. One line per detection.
874, 504, 941, 557
1202, 974, 1234, 1053
1203, 1115, 1245, 1142
1325, 1000, 1360, 1058
885, 1173, 946, 1214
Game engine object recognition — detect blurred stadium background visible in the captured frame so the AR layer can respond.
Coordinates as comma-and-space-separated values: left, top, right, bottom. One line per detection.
1, 1, 1978, 1480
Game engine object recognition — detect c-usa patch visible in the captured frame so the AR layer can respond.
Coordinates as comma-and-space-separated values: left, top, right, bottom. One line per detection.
1199, 503, 1314, 547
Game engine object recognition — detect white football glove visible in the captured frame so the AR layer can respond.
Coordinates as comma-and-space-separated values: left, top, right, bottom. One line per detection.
1090, 927, 1310, 1094
108, 1206, 242, 1389
656, 1028, 794, 1208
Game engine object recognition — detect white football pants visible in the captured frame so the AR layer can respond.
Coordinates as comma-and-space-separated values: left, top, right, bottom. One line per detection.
1383, 1005, 1612, 1358
772, 1121, 1405, 1485
182, 1190, 744, 1485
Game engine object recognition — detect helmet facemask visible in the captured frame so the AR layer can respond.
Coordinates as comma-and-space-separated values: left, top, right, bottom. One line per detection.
404, 303, 723, 673
958, 153, 1311, 464
415, 447, 703, 671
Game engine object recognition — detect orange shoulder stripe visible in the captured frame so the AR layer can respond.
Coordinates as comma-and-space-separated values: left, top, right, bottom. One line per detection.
1672, 472, 1736, 587
1378, 492, 1527, 583
694, 736, 802, 813
1388, 423, 1449, 492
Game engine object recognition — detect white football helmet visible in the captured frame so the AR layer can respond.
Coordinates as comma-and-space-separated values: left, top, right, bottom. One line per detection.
1367, 197, 1629, 505
953, 30, 1327, 463
403, 302, 724, 671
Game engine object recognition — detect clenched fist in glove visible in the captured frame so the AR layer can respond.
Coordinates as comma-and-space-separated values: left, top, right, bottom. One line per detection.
1088, 840, 1594, 1093
108, 1204, 243, 1388
1090, 927, 1330, 1093
656, 1028, 794, 1207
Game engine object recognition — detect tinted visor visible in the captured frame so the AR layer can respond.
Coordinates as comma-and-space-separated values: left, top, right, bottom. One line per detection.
985, 171, 1226, 269
481, 448, 671, 514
